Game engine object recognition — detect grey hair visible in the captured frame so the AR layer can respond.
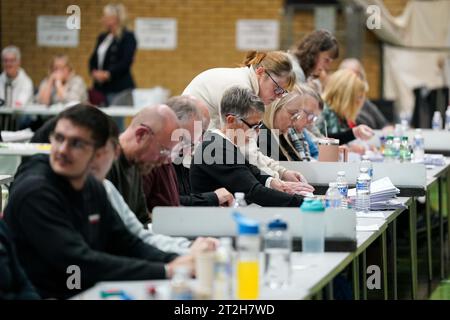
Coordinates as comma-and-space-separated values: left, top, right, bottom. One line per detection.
2, 46, 21, 62
165, 95, 201, 125
220, 86, 265, 122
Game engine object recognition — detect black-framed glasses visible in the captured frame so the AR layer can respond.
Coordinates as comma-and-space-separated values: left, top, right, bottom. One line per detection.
290, 109, 318, 123
226, 113, 263, 130
139, 123, 172, 157
49, 132, 96, 151
265, 71, 288, 96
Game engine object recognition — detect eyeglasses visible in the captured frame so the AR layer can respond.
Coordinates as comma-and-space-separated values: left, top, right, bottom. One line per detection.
226, 113, 263, 130
290, 109, 318, 123
265, 71, 288, 96
49, 132, 96, 151
139, 123, 172, 157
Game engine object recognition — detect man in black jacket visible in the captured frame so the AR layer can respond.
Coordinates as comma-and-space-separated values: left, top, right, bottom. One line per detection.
4, 104, 193, 299
190, 87, 304, 207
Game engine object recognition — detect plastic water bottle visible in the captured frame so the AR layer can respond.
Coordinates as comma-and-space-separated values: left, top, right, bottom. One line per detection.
445, 105, 450, 131
233, 192, 247, 208
263, 218, 291, 289
360, 155, 373, 178
383, 135, 395, 162
300, 198, 325, 253
325, 182, 342, 208
170, 266, 194, 300
399, 136, 412, 162
233, 212, 260, 299
432, 111, 442, 130
336, 171, 348, 209
392, 137, 401, 161
213, 237, 233, 300
413, 129, 425, 162
355, 168, 371, 214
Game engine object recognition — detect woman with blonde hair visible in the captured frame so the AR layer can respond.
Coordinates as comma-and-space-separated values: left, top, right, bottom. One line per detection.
317, 69, 374, 145
259, 83, 322, 162
89, 3, 136, 106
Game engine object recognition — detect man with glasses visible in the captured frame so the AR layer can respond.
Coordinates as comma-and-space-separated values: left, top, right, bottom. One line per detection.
4, 104, 185, 299
190, 86, 304, 207
107, 104, 180, 225
142, 96, 235, 212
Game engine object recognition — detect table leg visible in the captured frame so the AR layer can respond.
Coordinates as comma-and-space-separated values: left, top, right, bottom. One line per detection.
326, 281, 334, 300
426, 187, 433, 292
381, 231, 388, 300
352, 256, 360, 300
439, 178, 445, 280
361, 251, 367, 300
409, 198, 418, 300
389, 220, 398, 300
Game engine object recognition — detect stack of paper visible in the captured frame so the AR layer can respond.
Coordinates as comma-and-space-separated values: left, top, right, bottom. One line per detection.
1, 129, 33, 142
348, 177, 402, 211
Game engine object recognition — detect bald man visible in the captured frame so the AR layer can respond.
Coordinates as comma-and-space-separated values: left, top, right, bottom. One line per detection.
107, 104, 180, 224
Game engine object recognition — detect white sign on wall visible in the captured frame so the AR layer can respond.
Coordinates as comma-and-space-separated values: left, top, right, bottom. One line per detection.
37, 16, 79, 47
236, 19, 279, 51
135, 18, 177, 50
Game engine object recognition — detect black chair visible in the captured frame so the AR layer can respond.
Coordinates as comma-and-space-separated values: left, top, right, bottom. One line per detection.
411, 86, 449, 129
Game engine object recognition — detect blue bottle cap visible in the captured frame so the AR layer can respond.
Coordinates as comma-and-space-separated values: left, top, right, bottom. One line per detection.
267, 218, 287, 230
300, 198, 325, 213
233, 211, 259, 235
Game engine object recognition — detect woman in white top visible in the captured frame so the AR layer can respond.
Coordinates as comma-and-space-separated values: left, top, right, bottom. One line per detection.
36, 54, 87, 105
183, 51, 314, 192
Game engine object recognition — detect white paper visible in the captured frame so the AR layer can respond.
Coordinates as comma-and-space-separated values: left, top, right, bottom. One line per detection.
236, 19, 279, 51
135, 18, 177, 50
356, 224, 380, 232
37, 16, 79, 47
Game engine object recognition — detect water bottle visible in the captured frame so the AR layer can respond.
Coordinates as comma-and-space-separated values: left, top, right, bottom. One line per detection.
213, 237, 233, 300
300, 198, 325, 253
170, 266, 194, 300
383, 135, 394, 162
233, 212, 260, 299
392, 137, 401, 161
355, 168, 371, 214
263, 218, 291, 289
336, 171, 348, 209
399, 136, 412, 162
325, 182, 342, 208
413, 129, 425, 163
360, 155, 373, 178
233, 192, 247, 208
445, 105, 450, 131
432, 111, 442, 130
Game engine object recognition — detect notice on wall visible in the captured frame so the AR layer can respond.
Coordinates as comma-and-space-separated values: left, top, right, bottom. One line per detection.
135, 18, 177, 50
37, 16, 79, 47
236, 19, 279, 51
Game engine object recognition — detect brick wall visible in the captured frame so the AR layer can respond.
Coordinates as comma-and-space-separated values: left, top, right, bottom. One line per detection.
1, 0, 409, 99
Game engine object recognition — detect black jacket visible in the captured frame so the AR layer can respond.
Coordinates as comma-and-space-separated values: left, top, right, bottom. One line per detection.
0, 220, 40, 300
190, 132, 303, 207
356, 100, 388, 130
4, 155, 177, 299
89, 29, 137, 94
173, 162, 219, 206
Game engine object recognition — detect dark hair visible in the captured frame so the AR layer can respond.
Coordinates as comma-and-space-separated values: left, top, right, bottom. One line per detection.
292, 29, 339, 78
56, 103, 110, 148
220, 86, 265, 122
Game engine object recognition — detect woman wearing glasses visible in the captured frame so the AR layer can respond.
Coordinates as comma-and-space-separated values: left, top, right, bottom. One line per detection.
183, 50, 295, 130
259, 84, 322, 162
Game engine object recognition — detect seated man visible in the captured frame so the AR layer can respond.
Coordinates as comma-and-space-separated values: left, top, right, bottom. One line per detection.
4, 104, 194, 299
143, 95, 234, 212
91, 117, 217, 255
0, 219, 40, 300
107, 105, 180, 224
190, 86, 304, 207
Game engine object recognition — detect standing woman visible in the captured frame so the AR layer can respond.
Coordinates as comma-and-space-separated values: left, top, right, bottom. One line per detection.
183, 50, 296, 130
89, 3, 137, 106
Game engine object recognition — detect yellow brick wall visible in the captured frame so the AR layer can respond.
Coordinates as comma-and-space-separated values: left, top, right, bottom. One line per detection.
1, 0, 409, 99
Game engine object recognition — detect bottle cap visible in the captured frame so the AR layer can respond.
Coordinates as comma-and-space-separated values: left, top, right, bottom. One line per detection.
234, 192, 245, 200
360, 167, 368, 173
328, 182, 337, 188
232, 212, 259, 235
267, 218, 288, 230
300, 198, 325, 213
362, 155, 369, 161
337, 171, 345, 176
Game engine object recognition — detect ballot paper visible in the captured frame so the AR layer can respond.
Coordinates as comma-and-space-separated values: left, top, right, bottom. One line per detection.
1, 129, 34, 142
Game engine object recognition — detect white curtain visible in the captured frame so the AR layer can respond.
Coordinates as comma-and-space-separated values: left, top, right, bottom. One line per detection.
348, 0, 450, 117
